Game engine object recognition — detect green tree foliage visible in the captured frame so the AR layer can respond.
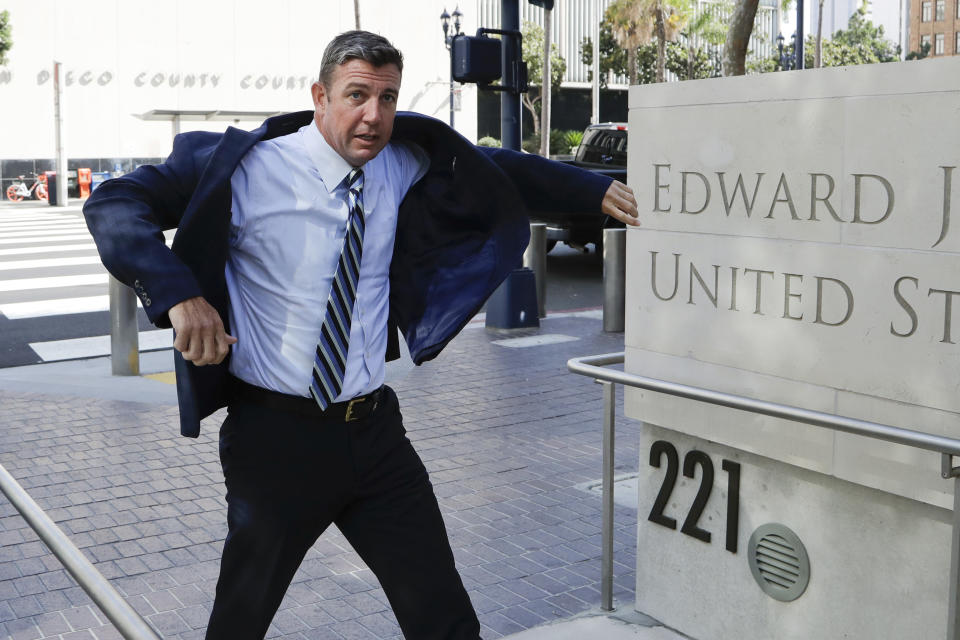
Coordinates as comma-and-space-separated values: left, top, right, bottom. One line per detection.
605, 0, 693, 83
0, 11, 12, 66
767, 5, 899, 70
906, 41, 931, 60
562, 130, 584, 152
682, 1, 727, 79
521, 20, 566, 136
685, 2, 728, 46
825, 4, 899, 63
581, 22, 719, 85
580, 24, 628, 89
522, 128, 581, 154
747, 53, 778, 74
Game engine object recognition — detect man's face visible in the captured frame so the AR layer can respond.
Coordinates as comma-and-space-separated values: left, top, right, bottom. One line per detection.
312, 59, 401, 167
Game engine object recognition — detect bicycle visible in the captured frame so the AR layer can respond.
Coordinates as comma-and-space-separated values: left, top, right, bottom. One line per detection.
5, 173, 48, 202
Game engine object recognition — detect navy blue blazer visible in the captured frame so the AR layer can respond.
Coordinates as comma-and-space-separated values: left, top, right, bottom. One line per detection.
83, 111, 613, 437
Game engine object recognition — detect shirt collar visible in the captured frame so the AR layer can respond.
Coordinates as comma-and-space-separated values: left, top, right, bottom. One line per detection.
301, 121, 357, 193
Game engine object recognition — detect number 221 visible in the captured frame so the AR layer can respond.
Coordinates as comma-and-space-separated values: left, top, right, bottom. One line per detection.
647, 440, 741, 553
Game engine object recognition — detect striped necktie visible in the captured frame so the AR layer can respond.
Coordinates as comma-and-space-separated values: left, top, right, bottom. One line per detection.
310, 168, 365, 410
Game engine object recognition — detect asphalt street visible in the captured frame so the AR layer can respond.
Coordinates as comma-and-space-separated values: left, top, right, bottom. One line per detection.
0, 201, 158, 368
0, 199, 605, 368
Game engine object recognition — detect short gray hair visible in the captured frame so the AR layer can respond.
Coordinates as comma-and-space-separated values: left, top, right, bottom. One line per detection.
319, 31, 404, 89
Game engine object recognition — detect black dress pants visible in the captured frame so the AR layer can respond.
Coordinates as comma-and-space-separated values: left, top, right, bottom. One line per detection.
205, 385, 480, 640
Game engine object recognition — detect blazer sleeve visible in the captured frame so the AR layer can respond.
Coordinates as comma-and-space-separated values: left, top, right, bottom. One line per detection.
477, 147, 613, 215
82, 132, 212, 327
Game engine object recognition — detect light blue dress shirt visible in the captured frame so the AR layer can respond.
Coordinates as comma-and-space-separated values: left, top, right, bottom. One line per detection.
226, 122, 428, 400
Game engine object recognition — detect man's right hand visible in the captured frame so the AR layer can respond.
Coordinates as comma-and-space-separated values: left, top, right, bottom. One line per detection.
168, 297, 237, 366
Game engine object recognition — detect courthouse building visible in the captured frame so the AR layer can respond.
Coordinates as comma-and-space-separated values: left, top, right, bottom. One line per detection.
0, 0, 487, 198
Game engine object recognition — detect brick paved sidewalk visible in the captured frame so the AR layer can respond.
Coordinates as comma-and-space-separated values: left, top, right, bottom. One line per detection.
0, 314, 644, 640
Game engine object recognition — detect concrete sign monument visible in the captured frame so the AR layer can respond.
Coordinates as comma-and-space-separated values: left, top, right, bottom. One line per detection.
624, 57, 960, 639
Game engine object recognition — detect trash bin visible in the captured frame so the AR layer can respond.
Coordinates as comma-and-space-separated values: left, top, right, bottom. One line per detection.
45, 171, 58, 206
77, 168, 92, 199
46, 170, 79, 204
90, 171, 110, 192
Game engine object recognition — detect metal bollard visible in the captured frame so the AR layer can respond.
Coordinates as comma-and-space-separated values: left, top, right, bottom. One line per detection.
602, 228, 626, 332
109, 276, 139, 375
523, 222, 547, 318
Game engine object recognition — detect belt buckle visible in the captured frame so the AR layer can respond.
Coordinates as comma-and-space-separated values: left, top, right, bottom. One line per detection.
344, 395, 366, 422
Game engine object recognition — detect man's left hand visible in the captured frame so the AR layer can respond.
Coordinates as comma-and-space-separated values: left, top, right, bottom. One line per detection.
601, 180, 640, 227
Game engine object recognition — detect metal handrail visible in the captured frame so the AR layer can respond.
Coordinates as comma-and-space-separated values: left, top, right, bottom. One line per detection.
0, 464, 162, 639
568, 351, 960, 640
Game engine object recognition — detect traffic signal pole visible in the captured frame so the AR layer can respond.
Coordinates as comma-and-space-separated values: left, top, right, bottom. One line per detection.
500, 0, 521, 151
796, 0, 804, 69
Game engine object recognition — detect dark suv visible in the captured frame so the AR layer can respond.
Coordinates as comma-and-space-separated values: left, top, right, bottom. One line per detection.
574, 122, 628, 169
533, 123, 627, 252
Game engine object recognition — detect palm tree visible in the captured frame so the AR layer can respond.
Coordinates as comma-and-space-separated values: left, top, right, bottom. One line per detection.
605, 0, 691, 84
682, 1, 728, 78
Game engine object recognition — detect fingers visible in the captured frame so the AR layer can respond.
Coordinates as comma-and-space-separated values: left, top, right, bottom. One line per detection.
172, 328, 191, 355
602, 180, 640, 227
213, 332, 239, 365
168, 297, 236, 366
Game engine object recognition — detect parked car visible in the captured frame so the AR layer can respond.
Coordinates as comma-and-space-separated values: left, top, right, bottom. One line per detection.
533, 122, 628, 253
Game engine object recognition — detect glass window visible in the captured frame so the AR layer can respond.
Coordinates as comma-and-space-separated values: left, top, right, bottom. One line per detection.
922, 1, 931, 21
576, 128, 628, 167
936, 0, 945, 20
936, 32, 945, 54
956, 31, 960, 54
922, 34, 931, 49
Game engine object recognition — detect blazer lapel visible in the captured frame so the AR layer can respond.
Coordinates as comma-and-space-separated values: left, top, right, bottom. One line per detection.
171, 111, 315, 437
172, 111, 314, 256
173, 125, 263, 245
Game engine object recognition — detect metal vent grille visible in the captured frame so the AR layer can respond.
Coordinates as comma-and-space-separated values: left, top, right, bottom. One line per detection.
747, 524, 810, 602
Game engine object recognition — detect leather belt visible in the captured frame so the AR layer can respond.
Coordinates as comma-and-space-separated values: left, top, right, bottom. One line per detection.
228, 376, 383, 422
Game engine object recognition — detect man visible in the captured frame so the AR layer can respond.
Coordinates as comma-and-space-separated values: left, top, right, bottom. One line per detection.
84, 30, 638, 640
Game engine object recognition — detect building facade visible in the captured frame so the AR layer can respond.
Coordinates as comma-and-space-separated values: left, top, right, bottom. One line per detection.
0, 0, 480, 198
782, 0, 910, 60
910, 0, 960, 55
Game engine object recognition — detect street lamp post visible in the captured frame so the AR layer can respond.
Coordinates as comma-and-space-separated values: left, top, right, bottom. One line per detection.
776, 32, 797, 71
441, 6, 463, 128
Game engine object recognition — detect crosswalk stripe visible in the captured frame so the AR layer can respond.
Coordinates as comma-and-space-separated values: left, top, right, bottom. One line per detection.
0, 256, 103, 271
0, 295, 112, 319
0, 273, 107, 293
0, 228, 90, 239
0, 206, 148, 325
0, 215, 83, 222
30, 329, 171, 362
0, 224, 87, 233
0, 243, 96, 257
0, 216, 84, 224
0, 215, 79, 223
0, 234, 92, 246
